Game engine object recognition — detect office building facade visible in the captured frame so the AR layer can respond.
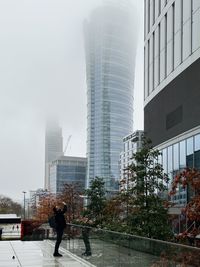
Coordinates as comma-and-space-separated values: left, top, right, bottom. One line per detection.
144, 0, 200, 205
85, 0, 136, 190
119, 130, 143, 185
44, 120, 63, 190
49, 156, 87, 194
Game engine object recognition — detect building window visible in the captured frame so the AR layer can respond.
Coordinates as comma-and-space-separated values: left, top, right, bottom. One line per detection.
191, 0, 193, 54
192, 0, 200, 52
174, 0, 182, 68
167, 146, 173, 174
148, 39, 150, 96
153, 0, 155, 24
144, 0, 147, 38
173, 143, 179, 171
160, 17, 166, 81
158, 23, 160, 84
186, 137, 194, 168
180, 140, 186, 169
161, 0, 166, 10
149, 35, 154, 93
148, 0, 150, 33
195, 134, 200, 151
162, 148, 167, 174
154, 26, 160, 88
144, 45, 148, 100
158, 0, 161, 15
172, 2, 175, 71
153, 31, 155, 90
165, 13, 167, 78
167, 6, 174, 75
182, 0, 192, 60
186, 137, 194, 156
181, 0, 183, 63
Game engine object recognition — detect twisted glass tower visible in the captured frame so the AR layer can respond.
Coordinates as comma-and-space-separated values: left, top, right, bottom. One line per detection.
85, 0, 136, 191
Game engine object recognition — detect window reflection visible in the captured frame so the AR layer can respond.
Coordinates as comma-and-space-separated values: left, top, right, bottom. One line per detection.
167, 146, 173, 173
194, 134, 200, 169
158, 152, 162, 165
194, 134, 200, 151
179, 140, 186, 169
162, 148, 167, 174
173, 143, 179, 171
159, 134, 200, 205
186, 137, 194, 168
186, 137, 194, 155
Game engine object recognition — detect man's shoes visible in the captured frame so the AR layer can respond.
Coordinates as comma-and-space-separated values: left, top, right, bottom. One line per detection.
82, 252, 92, 256
53, 253, 63, 257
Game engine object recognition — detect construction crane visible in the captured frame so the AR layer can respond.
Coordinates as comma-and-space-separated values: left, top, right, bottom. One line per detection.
63, 135, 72, 155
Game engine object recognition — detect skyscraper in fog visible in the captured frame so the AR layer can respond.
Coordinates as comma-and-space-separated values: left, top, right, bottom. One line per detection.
44, 120, 63, 190
84, 0, 136, 191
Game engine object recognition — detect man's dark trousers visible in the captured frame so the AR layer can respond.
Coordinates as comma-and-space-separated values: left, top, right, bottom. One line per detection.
54, 229, 64, 254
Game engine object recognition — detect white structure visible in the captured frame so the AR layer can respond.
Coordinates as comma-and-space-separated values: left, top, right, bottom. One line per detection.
119, 130, 143, 188
0, 214, 18, 218
144, 0, 200, 206
144, 0, 200, 105
44, 120, 63, 190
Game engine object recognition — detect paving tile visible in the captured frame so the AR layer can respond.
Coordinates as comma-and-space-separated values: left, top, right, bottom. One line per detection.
0, 241, 94, 267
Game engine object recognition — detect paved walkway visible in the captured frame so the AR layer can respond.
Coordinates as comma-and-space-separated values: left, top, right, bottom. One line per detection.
0, 240, 95, 267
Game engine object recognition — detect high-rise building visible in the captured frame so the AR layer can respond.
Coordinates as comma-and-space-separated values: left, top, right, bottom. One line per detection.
119, 130, 143, 186
29, 189, 49, 217
49, 156, 87, 194
44, 120, 63, 190
85, 0, 136, 191
144, 0, 200, 205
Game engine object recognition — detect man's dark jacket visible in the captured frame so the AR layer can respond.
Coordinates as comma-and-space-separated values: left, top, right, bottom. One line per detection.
53, 205, 67, 230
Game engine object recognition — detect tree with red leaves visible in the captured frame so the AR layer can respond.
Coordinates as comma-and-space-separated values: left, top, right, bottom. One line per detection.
33, 183, 83, 224
170, 168, 200, 224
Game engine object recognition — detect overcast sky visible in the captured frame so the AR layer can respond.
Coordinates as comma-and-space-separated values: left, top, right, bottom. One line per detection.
0, 0, 144, 202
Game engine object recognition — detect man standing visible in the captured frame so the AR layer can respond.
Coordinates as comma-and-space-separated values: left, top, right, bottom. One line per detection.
53, 202, 67, 257
82, 227, 91, 256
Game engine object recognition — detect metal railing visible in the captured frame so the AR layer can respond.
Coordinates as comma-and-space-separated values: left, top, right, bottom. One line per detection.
0, 223, 21, 240
60, 223, 200, 267
1, 221, 200, 266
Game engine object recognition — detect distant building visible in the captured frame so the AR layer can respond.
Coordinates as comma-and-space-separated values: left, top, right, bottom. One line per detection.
49, 156, 87, 194
119, 130, 143, 189
144, 0, 200, 206
85, 0, 137, 191
44, 120, 63, 190
29, 189, 49, 207
29, 189, 49, 218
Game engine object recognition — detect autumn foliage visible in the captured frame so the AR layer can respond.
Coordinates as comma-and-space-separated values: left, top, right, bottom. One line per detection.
170, 168, 200, 222
33, 183, 84, 224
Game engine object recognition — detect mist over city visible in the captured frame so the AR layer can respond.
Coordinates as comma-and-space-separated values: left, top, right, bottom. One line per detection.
1, 0, 200, 265
0, 0, 143, 202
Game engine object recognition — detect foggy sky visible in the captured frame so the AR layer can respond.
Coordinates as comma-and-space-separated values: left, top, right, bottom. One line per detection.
0, 0, 143, 202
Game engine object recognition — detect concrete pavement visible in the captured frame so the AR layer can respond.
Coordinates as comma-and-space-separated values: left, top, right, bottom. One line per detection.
0, 240, 95, 267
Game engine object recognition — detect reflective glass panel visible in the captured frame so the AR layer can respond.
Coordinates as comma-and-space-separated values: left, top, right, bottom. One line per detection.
162, 148, 167, 174
194, 134, 200, 151
186, 137, 194, 168
173, 143, 179, 171
186, 137, 194, 155
179, 140, 186, 169
167, 146, 173, 173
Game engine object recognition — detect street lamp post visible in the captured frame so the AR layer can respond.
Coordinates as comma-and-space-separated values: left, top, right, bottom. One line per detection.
22, 191, 26, 220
